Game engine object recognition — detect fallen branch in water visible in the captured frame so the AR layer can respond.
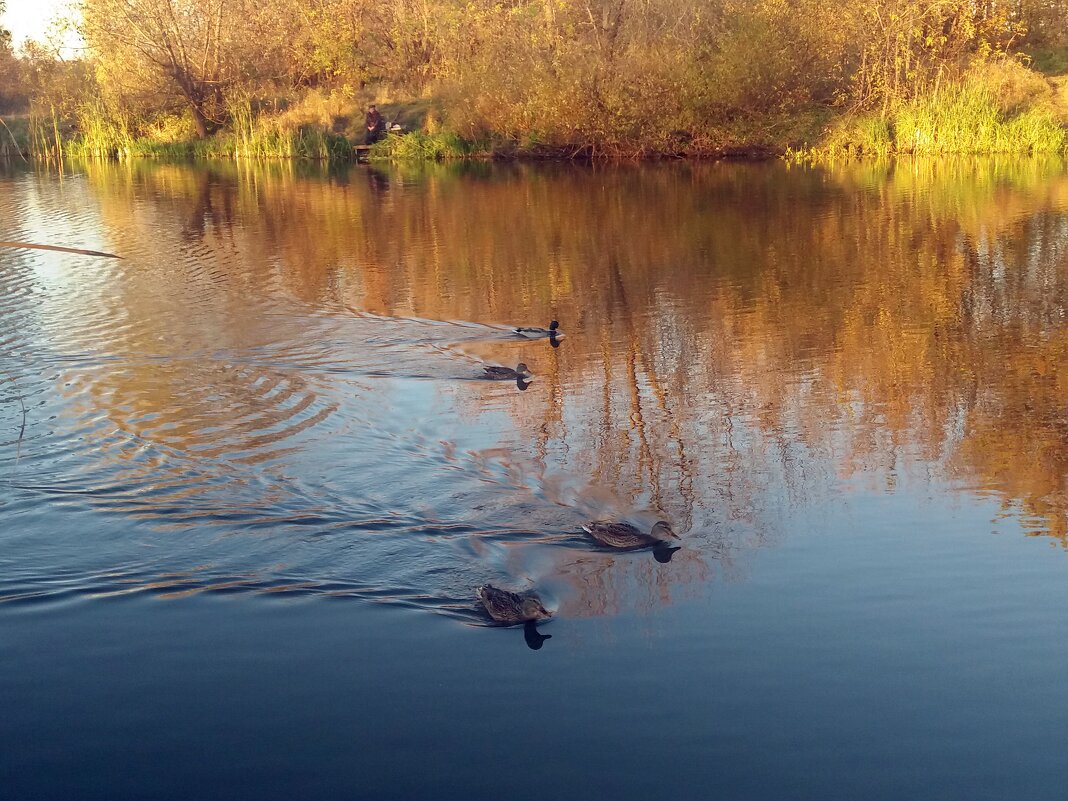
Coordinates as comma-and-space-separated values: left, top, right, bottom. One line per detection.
0, 241, 122, 259
1, 371, 28, 480
0, 116, 29, 162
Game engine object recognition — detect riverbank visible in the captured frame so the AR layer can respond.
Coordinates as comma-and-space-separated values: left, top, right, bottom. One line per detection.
4, 59, 1067, 164
800, 59, 1068, 160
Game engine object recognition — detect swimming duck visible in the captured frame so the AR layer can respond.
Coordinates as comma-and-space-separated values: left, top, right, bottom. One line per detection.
514, 320, 560, 339
482, 362, 531, 381
478, 584, 552, 624
582, 520, 679, 549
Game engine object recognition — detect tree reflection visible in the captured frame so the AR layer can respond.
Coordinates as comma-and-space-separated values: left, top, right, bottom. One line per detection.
67, 156, 1068, 582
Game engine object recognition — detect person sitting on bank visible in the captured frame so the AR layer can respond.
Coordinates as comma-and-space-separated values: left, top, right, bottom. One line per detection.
365, 105, 386, 144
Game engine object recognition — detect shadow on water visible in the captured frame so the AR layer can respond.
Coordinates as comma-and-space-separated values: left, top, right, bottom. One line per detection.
524, 620, 553, 650
2, 156, 1068, 620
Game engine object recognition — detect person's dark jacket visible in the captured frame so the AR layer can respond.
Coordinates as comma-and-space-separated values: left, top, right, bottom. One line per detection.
365, 109, 384, 133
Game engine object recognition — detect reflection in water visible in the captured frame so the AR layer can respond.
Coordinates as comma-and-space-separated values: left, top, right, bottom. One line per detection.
2, 157, 1068, 620
653, 546, 681, 564
523, 621, 553, 650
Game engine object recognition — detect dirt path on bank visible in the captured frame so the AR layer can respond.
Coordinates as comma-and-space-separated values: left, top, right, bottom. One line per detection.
1050, 75, 1068, 125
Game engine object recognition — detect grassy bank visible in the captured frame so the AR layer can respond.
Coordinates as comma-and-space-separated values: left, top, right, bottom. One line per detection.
25, 96, 357, 162
6, 61, 1067, 165
800, 61, 1068, 161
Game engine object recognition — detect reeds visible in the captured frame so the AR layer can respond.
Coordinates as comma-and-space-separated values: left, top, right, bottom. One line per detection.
25, 95, 355, 163
802, 66, 1067, 162
28, 105, 65, 161
895, 81, 1064, 155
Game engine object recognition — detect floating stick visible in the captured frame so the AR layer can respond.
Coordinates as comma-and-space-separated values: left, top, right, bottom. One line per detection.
0, 241, 121, 259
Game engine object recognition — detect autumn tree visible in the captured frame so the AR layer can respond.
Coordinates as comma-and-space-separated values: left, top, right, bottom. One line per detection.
80, 0, 264, 137
42, 0, 1068, 153
0, 8, 24, 113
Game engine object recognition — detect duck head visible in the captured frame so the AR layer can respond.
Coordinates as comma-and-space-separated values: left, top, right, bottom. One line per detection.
651, 520, 679, 540
549, 320, 560, 331
521, 597, 552, 621
516, 362, 531, 378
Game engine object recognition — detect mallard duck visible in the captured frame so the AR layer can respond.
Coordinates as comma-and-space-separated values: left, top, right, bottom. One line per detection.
478, 584, 552, 624
514, 320, 560, 339
582, 520, 679, 549
482, 362, 531, 380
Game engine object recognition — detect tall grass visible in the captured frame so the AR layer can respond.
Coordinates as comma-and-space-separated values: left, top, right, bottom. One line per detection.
804, 64, 1067, 161
28, 106, 66, 161
369, 130, 477, 161
895, 81, 1064, 154
27, 95, 354, 163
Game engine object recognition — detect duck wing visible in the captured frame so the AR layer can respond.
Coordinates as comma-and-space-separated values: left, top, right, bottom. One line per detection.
513, 327, 549, 338
482, 366, 515, 379
582, 521, 651, 548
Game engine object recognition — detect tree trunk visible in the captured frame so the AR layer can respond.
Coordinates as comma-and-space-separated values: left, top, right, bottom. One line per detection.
190, 102, 209, 139
171, 67, 211, 139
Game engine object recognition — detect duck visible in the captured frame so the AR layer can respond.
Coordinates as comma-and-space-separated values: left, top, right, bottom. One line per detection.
482, 362, 531, 381
582, 520, 679, 549
477, 584, 552, 624
514, 320, 561, 339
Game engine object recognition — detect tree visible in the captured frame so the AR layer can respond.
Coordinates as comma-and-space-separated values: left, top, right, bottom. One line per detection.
80, 0, 252, 137
0, 7, 24, 114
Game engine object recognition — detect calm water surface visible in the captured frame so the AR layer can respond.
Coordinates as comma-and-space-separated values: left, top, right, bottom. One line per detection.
2, 158, 1068, 799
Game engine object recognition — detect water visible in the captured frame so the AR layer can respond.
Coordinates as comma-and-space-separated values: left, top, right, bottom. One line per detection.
2, 157, 1068, 799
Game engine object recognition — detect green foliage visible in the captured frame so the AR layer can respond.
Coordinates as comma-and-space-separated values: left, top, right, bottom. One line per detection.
894, 83, 1061, 155
804, 61, 1067, 160
806, 115, 894, 160
369, 131, 476, 161
1028, 46, 1068, 75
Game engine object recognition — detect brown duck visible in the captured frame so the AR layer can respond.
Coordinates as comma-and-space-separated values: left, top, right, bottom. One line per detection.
582, 520, 679, 549
481, 363, 531, 381
514, 320, 561, 339
477, 584, 552, 624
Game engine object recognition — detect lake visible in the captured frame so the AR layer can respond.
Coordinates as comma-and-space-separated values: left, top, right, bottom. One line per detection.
2, 157, 1068, 800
